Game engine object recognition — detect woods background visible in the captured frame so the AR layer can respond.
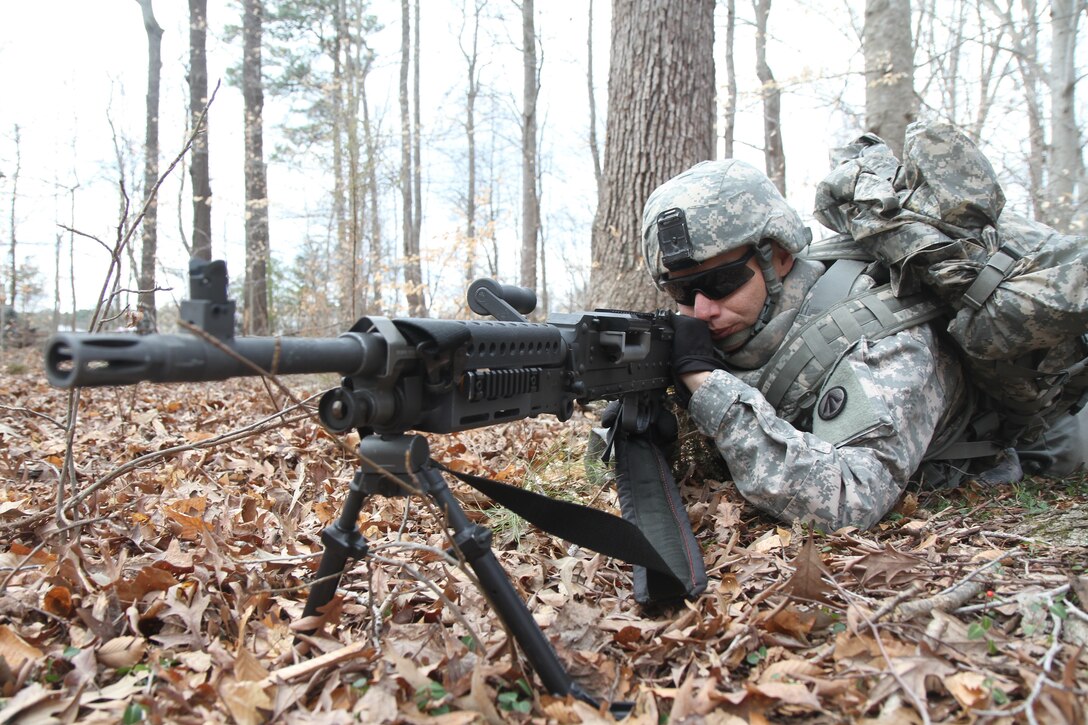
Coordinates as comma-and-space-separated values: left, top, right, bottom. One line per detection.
0, 0, 1085, 337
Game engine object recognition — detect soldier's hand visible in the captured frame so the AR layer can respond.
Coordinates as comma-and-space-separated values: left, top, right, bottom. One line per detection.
671, 314, 725, 404
672, 314, 724, 375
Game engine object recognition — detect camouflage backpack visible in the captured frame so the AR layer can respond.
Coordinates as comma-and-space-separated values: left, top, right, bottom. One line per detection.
778, 121, 1088, 463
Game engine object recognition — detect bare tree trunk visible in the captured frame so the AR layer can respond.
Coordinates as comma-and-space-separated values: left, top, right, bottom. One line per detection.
1, 125, 19, 353
863, 0, 916, 157
7, 125, 19, 314
331, 0, 350, 318
361, 68, 383, 315
460, 0, 482, 293
135, 0, 163, 332
342, 1, 363, 319
520, 0, 541, 295
189, 0, 212, 261
412, 0, 423, 309
1048, 0, 1085, 230
723, 0, 737, 157
52, 229, 60, 332
68, 184, 77, 331
589, 0, 715, 311
587, 0, 602, 189
400, 0, 424, 316
754, 0, 785, 194
243, 0, 270, 334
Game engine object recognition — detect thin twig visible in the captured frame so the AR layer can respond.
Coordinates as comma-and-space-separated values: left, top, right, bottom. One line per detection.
0, 515, 112, 593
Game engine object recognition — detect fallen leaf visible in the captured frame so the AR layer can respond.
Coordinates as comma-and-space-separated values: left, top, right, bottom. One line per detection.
784, 531, 833, 604
96, 636, 146, 669
0, 624, 43, 671
865, 655, 956, 709
849, 546, 922, 588
43, 585, 73, 617
750, 681, 822, 709
220, 677, 273, 725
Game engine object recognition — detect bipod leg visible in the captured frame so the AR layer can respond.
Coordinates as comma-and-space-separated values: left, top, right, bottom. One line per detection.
300, 433, 414, 628
301, 433, 632, 718
409, 438, 631, 716
299, 468, 374, 627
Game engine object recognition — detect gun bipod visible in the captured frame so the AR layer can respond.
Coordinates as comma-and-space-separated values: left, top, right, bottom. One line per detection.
299, 432, 633, 719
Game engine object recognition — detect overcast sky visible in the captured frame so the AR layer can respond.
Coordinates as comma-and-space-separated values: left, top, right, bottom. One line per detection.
0, 1, 862, 320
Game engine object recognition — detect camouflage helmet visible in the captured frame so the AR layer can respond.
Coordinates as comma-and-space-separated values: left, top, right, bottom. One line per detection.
641, 159, 811, 284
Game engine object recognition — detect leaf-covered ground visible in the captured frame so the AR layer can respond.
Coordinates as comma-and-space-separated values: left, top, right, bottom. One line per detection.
1, 353, 1086, 724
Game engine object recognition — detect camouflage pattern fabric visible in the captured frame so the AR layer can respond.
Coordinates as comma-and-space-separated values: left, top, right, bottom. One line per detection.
641, 159, 811, 284
813, 121, 1088, 361
812, 121, 1088, 443
687, 317, 966, 530
669, 257, 969, 530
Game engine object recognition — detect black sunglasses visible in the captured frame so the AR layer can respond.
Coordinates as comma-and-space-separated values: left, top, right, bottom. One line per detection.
660, 248, 757, 305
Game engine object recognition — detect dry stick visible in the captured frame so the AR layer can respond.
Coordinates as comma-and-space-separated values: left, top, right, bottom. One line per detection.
257, 641, 371, 688
53, 83, 222, 532
0, 404, 67, 430
370, 553, 484, 651
180, 325, 499, 664
0, 515, 112, 593
0, 404, 314, 537
829, 578, 932, 725
955, 583, 1070, 615
894, 549, 1017, 621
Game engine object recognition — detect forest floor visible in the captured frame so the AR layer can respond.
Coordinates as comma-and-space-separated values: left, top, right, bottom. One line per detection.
0, 347, 1086, 724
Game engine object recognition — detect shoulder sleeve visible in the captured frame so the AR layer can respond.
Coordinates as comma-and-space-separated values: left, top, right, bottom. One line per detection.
687, 325, 958, 529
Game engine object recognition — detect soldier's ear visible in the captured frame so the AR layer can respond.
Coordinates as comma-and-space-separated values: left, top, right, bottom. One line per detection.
772, 243, 795, 276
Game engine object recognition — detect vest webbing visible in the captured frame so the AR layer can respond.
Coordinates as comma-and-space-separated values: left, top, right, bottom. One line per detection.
757, 271, 946, 412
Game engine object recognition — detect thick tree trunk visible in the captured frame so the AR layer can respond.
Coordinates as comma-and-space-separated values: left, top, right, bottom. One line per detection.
137, 0, 162, 332
362, 75, 383, 315
863, 0, 916, 158
243, 0, 270, 334
189, 0, 212, 261
412, 0, 423, 308
589, 0, 715, 311
2, 126, 19, 352
331, 0, 349, 318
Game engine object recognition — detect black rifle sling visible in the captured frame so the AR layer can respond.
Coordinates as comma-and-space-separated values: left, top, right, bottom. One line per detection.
610, 427, 708, 604
443, 431, 706, 603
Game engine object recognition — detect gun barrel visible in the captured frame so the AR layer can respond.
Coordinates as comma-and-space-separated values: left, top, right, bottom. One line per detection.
44, 331, 381, 388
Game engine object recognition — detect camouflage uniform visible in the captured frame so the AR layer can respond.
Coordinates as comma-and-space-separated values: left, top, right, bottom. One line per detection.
683, 259, 967, 531
643, 127, 1088, 531
642, 158, 969, 530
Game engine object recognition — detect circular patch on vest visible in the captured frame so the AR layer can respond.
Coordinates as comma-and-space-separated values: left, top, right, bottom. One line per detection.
818, 386, 847, 420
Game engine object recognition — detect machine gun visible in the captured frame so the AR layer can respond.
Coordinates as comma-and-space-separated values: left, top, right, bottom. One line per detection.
45, 259, 696, 716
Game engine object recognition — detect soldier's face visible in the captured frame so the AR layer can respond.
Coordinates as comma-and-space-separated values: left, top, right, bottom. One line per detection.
673, 244, 793, 351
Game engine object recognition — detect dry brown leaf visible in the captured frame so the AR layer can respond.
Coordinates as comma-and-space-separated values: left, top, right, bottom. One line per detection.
944, 671, 995, 709
849, 546, 923, 588
96, 636, 146, 669
154, 537, 195, 574
749, 681, 822, 709
865, 654, 956, 709
234, 645, 270, 682
219, 677, 273, 725
42, 585, 73, 617
758, 658, 824, 684
783, 531, 833, 604
0, 624, 43, 672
